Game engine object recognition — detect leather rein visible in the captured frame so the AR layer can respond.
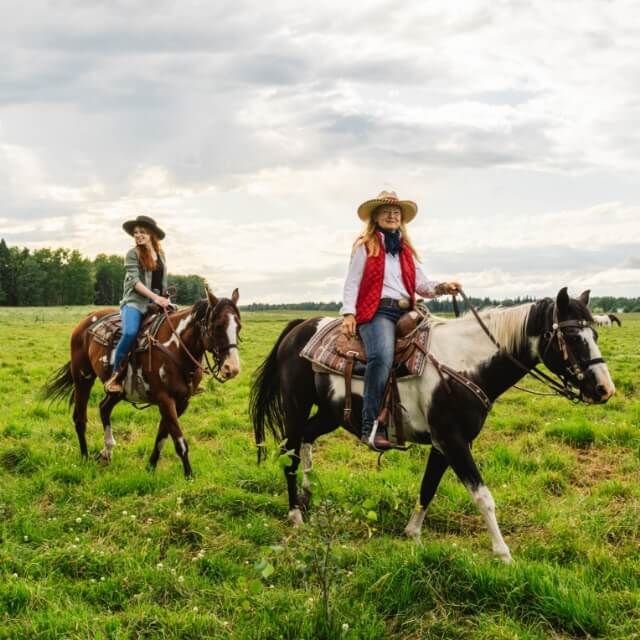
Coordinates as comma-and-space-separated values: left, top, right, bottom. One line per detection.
455, 289, 603, 403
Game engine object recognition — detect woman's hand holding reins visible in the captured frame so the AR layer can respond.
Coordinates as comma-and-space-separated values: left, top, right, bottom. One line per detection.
154, 295, 172, 309
435, 281, 463, 296
341, 314, 356, 337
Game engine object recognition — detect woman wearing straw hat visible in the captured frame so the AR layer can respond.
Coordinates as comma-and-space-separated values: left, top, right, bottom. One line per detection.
104, 215, 171, 394
340, 191, 461, 451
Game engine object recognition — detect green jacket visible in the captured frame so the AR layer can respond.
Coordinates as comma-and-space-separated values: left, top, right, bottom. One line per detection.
119, 248, 168, 313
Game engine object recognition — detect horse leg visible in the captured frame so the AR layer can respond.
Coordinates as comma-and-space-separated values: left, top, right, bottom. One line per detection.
148, 399, 187, 470
281, 395, 315, 527
157, 394, 192, 478
444, 439, 512, 563
298, 407, 340, 512
98, 393, 121, 462
71, 377, 93, 458
404, 447, 449, 543
148, 419, 170, 470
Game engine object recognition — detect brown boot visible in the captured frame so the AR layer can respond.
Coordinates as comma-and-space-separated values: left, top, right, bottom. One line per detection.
360, 432, 393, 452
104, 363, 126, 394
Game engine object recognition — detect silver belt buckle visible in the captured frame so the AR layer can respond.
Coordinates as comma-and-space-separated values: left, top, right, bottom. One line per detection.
398, 298, 410, 310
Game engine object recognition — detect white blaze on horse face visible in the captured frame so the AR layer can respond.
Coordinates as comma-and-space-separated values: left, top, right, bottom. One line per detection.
221, 314, 240, 378
159, 364, 168, 384
467, 484, 512, 563
163, 314, 192, 348
580, 328, 615, 401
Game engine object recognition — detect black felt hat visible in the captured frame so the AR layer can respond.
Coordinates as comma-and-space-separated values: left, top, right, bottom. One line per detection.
122, 215, 165, 240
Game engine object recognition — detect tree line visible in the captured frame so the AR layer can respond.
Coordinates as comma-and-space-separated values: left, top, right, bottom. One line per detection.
1, 239, 639, 311
0, 239, 206, 306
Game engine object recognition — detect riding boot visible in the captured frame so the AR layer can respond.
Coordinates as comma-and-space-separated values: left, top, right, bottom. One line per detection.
104, 361, 127, 394
360, 421, 393, 452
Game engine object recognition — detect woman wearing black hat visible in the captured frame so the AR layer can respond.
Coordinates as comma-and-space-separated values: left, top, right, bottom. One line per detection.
104, 215, 171, 394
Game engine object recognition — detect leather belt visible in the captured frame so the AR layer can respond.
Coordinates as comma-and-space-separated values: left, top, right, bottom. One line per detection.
379, 297, 411, 310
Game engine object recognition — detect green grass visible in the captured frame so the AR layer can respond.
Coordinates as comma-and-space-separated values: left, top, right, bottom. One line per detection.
0, 306, 639, 638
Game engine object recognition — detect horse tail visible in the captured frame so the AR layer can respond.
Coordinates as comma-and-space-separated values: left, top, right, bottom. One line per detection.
608, 313, 622, 327
250, 319, 306, 463
42, 362, 74, 407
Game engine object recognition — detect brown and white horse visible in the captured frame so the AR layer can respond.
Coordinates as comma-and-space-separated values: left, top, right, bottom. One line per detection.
44, 287, 241, 477
250, 288, 615, 561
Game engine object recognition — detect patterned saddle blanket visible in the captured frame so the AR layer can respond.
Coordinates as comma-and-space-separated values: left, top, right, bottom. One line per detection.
88, 311, 167, 353
300, 317, 431, 378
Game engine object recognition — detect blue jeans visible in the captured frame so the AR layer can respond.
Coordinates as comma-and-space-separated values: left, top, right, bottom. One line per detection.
113, 304, 144, 370
358, 307, 404, 436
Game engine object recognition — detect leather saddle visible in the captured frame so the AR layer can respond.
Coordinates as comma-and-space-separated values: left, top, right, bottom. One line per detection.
88, 307, 167, 353
300, 310, 430, 379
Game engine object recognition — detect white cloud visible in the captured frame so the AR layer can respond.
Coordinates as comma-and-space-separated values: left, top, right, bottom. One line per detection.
1, 0, 639, 300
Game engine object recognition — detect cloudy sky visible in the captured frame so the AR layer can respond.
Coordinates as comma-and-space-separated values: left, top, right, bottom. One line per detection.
1, 0, 639, 302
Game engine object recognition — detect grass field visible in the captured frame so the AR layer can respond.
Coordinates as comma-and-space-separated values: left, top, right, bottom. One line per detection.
0, 305, 639, 639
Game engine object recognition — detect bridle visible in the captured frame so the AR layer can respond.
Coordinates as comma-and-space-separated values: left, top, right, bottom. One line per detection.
538, 303, 605, 389
159, 300, 240, 384
457, 290, 603, 404
196, 300, 240, 383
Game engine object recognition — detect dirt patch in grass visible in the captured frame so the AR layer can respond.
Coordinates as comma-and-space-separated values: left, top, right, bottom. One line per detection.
571, 449, 619, 487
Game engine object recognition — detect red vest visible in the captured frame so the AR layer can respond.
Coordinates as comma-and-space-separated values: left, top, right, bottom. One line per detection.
355, 233, 416, 324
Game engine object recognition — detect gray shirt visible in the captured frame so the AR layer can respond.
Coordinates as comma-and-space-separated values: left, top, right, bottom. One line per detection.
119, 248, 168, 313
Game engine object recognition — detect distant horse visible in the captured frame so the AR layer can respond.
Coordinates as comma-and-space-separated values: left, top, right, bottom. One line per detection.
250, 288, 615, 562
593, 313, 622, 328
44, 287, 241, 477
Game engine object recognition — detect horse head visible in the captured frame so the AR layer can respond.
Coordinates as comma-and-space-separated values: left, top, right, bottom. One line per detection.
200, 285, 242, 381
534, 287, 615, 404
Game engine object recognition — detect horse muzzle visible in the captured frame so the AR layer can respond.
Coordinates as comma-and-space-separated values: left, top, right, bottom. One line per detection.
219, 355, 240, 380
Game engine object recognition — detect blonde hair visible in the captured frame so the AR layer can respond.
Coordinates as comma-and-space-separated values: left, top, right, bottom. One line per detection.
134, 227, 165, 272
352, 206, 420, 259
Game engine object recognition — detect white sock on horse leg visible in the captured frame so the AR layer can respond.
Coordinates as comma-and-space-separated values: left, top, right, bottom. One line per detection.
467, 484, 512, 562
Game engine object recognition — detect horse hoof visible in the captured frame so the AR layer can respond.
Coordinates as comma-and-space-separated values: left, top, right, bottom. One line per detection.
494, 545, 513, 563
288, 508, 304, 527
297, 488, 312, 512
404, 529, 422, 544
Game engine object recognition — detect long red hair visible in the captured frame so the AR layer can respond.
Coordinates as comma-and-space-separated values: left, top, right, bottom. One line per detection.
134, 228, 164, 272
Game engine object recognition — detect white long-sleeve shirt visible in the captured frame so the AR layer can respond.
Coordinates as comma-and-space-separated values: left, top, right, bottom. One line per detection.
339, 240, 439, 316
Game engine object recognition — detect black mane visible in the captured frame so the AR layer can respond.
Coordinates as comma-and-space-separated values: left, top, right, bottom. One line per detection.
527, 295, 594, 337
191, 299, 209, 325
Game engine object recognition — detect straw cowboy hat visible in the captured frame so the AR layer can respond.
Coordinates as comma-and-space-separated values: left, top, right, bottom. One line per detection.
122, 215, 166, 240
357, 190, 418, 223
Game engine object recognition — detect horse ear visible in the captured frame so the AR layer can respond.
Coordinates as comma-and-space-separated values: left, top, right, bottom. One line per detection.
556, 287, 570, 314
578, 289, 591, 306
231, 288, 239, 304
204, 283, 218, 306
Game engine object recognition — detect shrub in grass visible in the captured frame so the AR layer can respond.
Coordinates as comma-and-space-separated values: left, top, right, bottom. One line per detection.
348, 543, 612, 636
0, 444, 42, 474
0, 579, 32, 615
545, 421, 595, 448
536, 471, 567, 496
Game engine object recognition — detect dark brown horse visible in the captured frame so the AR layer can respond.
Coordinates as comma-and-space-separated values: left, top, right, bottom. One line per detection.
44, 287, 241, 477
